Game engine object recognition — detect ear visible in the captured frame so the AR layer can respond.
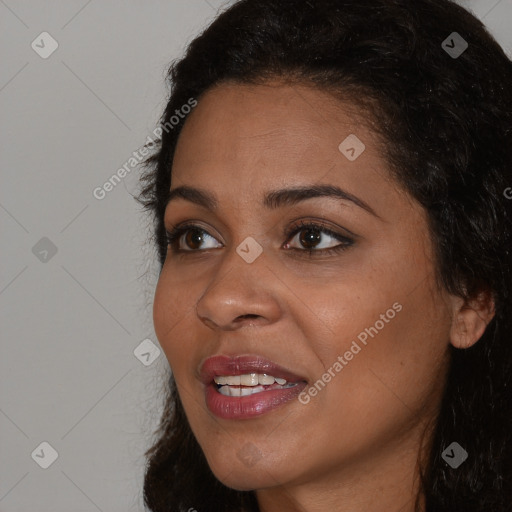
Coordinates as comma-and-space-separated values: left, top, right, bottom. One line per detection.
449, 289, 496, 349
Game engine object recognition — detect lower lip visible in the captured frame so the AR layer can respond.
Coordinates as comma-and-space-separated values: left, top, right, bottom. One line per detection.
204, 382, 307, 419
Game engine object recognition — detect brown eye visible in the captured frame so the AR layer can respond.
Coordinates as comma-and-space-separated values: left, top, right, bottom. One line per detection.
166, 225, 222, 252
284, 221, 353, 255
297, 227, 322, 249
184, 229, 206, 250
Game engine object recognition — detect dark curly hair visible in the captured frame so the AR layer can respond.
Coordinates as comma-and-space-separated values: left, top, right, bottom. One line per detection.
136, 0, 512, 510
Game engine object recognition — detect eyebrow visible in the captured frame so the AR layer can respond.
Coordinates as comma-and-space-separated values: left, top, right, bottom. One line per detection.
165, 184, 380, 218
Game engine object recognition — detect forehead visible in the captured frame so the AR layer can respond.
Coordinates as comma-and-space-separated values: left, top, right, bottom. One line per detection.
178, 82, 371, 149
172, 81, 384, 184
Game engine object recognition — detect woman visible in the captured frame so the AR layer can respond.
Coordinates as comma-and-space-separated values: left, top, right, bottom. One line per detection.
137, 0, 512, 510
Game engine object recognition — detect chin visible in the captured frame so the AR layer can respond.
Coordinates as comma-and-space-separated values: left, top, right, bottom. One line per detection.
204, 451, 292, 491
213, 469, 277, 492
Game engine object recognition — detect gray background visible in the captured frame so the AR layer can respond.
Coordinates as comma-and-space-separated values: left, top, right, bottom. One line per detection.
1, 1, 510, 511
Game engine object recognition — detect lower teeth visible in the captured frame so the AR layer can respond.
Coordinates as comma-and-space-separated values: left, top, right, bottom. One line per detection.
217, 382, 297, 397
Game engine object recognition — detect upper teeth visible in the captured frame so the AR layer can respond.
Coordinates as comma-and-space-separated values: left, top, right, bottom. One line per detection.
214, 373, 288, 386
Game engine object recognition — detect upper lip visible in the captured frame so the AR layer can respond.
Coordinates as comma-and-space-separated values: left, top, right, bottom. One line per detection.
199, 354, 308, 385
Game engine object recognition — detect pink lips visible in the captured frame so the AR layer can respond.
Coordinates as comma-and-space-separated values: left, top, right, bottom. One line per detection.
199, 354, 307, 420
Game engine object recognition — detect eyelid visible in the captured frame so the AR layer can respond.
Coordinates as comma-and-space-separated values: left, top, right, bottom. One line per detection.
285, 217, 358, 240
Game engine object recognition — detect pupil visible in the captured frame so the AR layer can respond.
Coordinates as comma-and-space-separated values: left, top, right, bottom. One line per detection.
300, 229, 321, 248
186, 229, 203, 249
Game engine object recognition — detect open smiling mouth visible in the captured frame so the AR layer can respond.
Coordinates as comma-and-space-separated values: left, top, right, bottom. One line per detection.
214, 373, 300, 397
200, 355, 308, 419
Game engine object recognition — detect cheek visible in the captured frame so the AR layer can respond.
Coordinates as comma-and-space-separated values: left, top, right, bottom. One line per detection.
152, 268, 197, 366
152, 274, 173, 350
315, 279, 451, 448
296, 257, 451, 444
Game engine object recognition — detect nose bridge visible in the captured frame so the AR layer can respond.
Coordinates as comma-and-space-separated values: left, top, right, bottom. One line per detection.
195, 235, 275, 329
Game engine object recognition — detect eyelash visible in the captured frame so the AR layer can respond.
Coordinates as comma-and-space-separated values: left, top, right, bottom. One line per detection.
165, 220, 354, 257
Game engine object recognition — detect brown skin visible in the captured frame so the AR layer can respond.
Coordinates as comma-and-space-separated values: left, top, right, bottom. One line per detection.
153, 81, 495, 512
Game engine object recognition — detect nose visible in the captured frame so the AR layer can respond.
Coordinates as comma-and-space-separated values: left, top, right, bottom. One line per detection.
195, 246, 281, 331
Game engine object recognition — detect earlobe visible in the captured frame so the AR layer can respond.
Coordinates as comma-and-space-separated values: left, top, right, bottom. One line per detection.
449, 290, 496, 349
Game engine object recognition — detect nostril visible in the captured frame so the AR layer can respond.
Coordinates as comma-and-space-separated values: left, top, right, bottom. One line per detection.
234, 314, 261, 326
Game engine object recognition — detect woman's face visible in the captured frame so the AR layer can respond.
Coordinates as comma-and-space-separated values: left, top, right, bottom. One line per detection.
153, 81, 455, 496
